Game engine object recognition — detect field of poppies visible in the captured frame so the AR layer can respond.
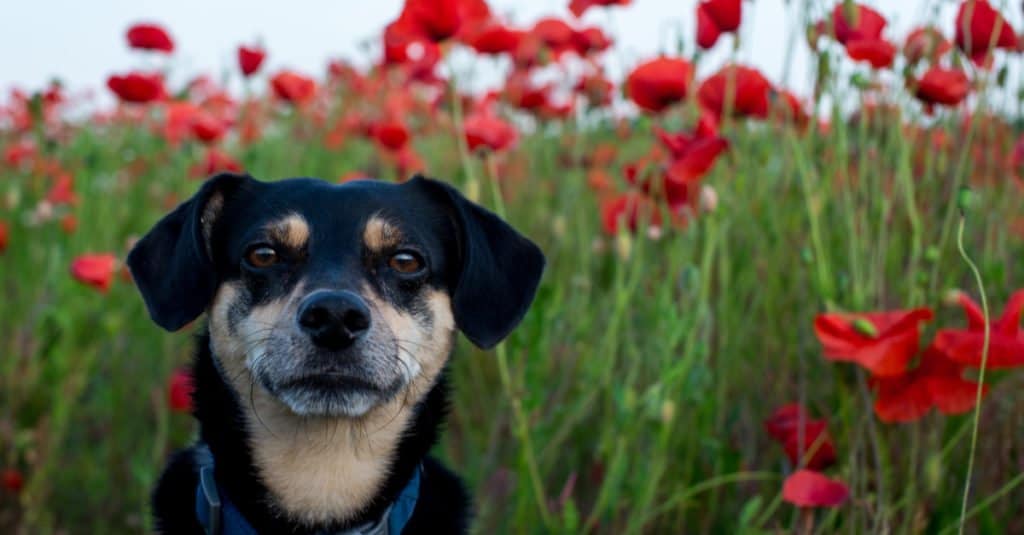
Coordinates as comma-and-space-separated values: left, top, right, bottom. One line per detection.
3, 0, 1024, 533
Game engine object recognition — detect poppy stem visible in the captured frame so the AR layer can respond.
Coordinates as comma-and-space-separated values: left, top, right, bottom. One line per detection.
955, 213, 992, 535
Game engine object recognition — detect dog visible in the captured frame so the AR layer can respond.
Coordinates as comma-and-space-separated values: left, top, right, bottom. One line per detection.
127, 172, 545, 534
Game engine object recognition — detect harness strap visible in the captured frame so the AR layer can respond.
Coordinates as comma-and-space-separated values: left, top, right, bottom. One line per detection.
194, 444, 420, 535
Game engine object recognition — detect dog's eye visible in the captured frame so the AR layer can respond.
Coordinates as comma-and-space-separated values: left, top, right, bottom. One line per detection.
246, 246, 279, 268
388, 251, 424, 274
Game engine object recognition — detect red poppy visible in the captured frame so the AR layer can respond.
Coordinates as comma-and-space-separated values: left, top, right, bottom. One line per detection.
4, 140, 36, 167
168, 368, 195, 413
955, 0, 1018, 67
763, 404, 837, 470
696, 0, 742, 50
464, 112, 518, 153
572, 26, 614, 56
871, 346, 986, 423
625, 57, 693, 113
190, 111, 228, 144
467, 24, 523, 55
575, 72, 615, 107
405, 0, 462, 42
530, 18, 577, 56
191, 148, 243, 178
372, 120, 411, 151
844, 38, 896, 68
270, 70, 317, 103
601, 192, 661, 235
903, 27, 952, 64
47, 173, 78, 206
654, 127, 729, 183
698, 65, 772, 120
827, 3, 887, 45
568, 0, 631, 18
126, 23, 174, 53
934, 290, 1024, 369
398, 0, 490, 43
70, 253, 118, 293
912, 67, 970, 113
0, 221, 8, 254
772, 89, 810, 127
1, 468, 23, 493
782, 470, 849, 508
504, 73, 556, 113
813, 308, 934, 377
107, 72, 166, 104
238, 45, 267, 77
60, 214, 77, 235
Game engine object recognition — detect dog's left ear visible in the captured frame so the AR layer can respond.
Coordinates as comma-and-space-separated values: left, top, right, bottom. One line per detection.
127, 172, 256, 331
407, 175, 545, 349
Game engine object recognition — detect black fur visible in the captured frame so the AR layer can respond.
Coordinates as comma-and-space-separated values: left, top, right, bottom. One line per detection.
130, 173, 544, 534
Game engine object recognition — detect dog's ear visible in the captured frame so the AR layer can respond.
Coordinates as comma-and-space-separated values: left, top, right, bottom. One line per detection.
127, 172, 255, 331
407, 175, 545, 349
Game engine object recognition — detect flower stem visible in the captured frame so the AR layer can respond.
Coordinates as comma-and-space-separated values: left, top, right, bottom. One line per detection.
955, 213, 992, 535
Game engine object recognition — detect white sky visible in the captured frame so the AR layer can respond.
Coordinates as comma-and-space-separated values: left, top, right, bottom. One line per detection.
1, 1, 1020, 103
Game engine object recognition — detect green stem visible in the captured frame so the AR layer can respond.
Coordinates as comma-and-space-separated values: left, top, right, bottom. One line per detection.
955, 214, 992, 535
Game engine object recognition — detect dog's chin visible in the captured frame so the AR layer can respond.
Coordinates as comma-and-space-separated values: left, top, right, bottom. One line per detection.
271, 376, 401, 418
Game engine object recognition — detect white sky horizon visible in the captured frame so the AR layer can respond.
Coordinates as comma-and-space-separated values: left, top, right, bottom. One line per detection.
1, 1, 1021, 107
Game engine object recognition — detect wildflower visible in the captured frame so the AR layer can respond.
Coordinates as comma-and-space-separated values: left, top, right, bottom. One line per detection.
903, 27, 952, 64
826, 3, 887, 45
168, 368, 195, 413
464, 112, 518, 153
844, 38, 896, 69
238, 45, 267, 77
698, 65, 772, 119
600, 192, 661, 236
568, 0, 631, 18
1, 469, 24, 493
934, 290, 1024, 369
813, 308, 934, 377
955, 0, 1018, 67
191, 148, 243, 178
871, 346, 986, 422
70, 253, 118, 293
107, 72, 166, 104
372, 119, 411, 152
764, 404, 837, 470
912, 67, 970, 113
625, 57, 693, 113
696, 0, 742, 49
270, 70, 317, 104
126, 23, 174, 53
782, 470, 849, 508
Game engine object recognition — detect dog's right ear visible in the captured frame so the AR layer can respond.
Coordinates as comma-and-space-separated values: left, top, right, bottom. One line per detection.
127, 172, 255, 331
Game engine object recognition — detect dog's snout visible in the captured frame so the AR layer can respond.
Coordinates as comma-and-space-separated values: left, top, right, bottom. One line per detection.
297, 290, 371, 350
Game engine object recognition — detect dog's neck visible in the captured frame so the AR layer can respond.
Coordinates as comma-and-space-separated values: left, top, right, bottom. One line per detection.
192, 332, 450, 534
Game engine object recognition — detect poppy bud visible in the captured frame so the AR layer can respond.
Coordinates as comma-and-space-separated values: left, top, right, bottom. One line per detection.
852, 317, 879, 338
956, 186, 974, 215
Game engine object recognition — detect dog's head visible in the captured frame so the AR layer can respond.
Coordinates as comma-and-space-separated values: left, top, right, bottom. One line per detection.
128, 173, 544, 418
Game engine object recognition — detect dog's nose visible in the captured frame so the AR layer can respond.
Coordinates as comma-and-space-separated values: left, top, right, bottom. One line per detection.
297, 290, 371, 350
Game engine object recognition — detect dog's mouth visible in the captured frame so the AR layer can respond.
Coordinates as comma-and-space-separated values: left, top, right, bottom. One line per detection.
260, 365, 407, 418
278, 374, 381, 393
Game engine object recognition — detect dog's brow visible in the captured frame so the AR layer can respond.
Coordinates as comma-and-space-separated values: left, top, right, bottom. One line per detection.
265, 213, 310, 249
362, 215, 403, 252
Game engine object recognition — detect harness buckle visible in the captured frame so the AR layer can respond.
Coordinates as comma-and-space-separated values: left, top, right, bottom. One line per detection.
199, 465, 223, 535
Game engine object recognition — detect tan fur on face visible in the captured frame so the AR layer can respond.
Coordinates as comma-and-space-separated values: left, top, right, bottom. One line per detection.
362, 215, 403, 252
266, 213, 311, 250
208, 282, 454, 525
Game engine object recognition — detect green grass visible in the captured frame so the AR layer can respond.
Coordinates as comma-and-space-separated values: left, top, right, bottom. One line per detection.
2, 92, 1023, 534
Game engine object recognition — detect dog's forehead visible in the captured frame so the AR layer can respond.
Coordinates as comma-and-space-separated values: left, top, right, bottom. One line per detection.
225, 178, 443, 244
